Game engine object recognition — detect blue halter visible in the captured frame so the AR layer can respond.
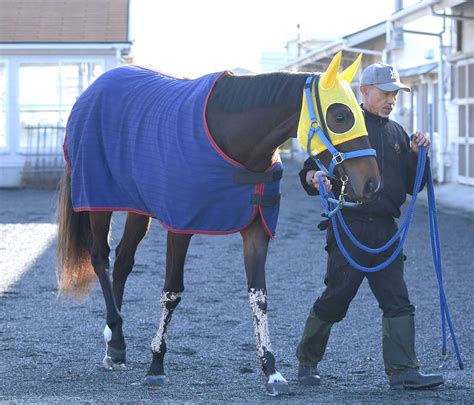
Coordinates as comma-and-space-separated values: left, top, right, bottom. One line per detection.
303, 76, 376, 178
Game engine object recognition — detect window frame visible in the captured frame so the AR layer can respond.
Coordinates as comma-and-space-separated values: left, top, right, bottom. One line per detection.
455, 58, 474, 185
0, 59, 9, 153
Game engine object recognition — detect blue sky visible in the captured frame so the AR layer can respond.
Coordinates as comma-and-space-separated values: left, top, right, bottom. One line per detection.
130, 0, 418, 77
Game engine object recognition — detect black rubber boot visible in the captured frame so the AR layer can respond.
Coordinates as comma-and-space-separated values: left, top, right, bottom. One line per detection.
383, 315, 444, 390
389, 369, 445, 390
297, 364, 320, 386
296, 308, 333, 385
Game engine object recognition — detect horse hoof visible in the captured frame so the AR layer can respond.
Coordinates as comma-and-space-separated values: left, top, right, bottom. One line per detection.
102, 355, 126, 371
144, 374, 168, 387
266, 371, 289, 396
266, 380, 290, 396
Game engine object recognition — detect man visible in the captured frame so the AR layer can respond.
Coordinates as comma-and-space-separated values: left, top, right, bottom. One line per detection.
296, 63, 444, 390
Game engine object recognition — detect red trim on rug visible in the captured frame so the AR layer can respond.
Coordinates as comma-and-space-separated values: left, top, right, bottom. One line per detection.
70, 205, 267, 237
256, 183, 276, 240
156, 206, 259, 236
73, 206, 155, 217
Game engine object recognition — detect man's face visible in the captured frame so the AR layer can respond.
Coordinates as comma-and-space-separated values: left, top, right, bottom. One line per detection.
360, 85, 399, 117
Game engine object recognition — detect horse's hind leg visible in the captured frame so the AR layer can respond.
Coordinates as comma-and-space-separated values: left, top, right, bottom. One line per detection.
99, 213, 151, 368
88, 212, 125, 369
241, 216, 289, 396
145, 231, 192, 386
112, 213, 151, 310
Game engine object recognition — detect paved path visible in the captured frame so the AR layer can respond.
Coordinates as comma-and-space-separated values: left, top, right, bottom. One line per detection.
1, 159, 473, 403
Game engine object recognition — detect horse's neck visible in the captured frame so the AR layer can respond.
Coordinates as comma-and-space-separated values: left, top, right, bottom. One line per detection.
208, 107, 300, 171
206, 75, 304, 172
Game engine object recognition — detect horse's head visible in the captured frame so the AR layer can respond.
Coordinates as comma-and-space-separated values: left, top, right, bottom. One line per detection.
297, 51, 380, 202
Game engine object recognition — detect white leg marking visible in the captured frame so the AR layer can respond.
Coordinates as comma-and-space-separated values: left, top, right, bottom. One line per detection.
248, 288, 272, 359
151, 291, 182, 353
102, 325, 126, 370
103, 325, 112, 344
268, 370, 287, 384
103, 325, 112, 357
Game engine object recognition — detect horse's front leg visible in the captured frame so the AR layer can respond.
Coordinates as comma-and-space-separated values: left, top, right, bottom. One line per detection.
145, 231, 192, 386
241, 216, 289, 396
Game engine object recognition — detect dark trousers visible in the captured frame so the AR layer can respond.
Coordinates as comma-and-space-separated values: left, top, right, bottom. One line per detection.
314, 216, 415, 323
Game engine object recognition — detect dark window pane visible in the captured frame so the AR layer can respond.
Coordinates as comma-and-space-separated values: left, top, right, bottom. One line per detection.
458, 65, 466, 99
469, 64, 474, 98
469, 144, 474, 178
459, 105, 466, 137
459, 143, 466, 176
469, 105, 474, 138
456, 20, 463, 52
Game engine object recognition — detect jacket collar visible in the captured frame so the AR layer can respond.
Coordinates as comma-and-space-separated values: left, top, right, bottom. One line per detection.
361, 104, 389, 125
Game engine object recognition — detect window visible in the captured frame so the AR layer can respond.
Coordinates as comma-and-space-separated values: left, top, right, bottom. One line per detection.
0, 63, 6, 149
18, 62, 103, 149
456, 60, 474, 184
412, 83, 431, 134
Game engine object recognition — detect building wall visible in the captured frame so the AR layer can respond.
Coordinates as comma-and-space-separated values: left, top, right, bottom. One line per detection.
448, 1, 474, 185
390, 16, 446, 70
458, 2, 474, 54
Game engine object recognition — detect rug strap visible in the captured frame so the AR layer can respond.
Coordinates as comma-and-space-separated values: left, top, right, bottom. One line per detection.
234, 170, 283, 185
251, 194, 281, 208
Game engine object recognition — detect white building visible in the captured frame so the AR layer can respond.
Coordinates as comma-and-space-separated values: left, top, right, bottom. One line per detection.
0, 0, 131, 187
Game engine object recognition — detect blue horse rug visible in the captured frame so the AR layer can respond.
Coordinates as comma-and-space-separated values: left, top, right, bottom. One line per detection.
64, 65, 282, 238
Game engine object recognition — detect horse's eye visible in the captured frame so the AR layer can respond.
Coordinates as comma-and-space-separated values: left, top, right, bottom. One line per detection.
326, 103, 355, 134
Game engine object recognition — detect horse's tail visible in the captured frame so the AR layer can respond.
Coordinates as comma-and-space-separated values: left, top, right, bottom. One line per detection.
56, 171, 95, 298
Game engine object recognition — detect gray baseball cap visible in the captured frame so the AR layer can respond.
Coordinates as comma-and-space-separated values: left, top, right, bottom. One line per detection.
361, 63, 410, 92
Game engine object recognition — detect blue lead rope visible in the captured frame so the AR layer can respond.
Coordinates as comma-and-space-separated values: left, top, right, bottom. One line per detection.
317, 146, 463, 369
426, 168, 464, 369
321, 148, 425, 265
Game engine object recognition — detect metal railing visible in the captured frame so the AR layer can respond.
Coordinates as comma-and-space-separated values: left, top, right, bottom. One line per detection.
21, 124, 66, 188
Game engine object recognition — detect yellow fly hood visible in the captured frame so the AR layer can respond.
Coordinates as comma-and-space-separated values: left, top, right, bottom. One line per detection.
297, 52, 367, 156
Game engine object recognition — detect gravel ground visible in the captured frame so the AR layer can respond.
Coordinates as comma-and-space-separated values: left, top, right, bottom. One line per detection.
0, 158, 473, 404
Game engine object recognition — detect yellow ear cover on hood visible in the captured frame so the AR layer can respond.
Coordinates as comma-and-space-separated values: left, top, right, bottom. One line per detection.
297, 53, 368, 156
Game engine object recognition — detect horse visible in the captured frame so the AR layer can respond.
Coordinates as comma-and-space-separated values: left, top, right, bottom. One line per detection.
56, 51, 380, 396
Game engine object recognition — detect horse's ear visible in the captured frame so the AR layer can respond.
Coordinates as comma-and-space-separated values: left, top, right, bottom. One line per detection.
341, 53, 363, 84
320, 51, 342, 90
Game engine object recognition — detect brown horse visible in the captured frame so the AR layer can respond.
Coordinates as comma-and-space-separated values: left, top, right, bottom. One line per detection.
56, 52, 380, 396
